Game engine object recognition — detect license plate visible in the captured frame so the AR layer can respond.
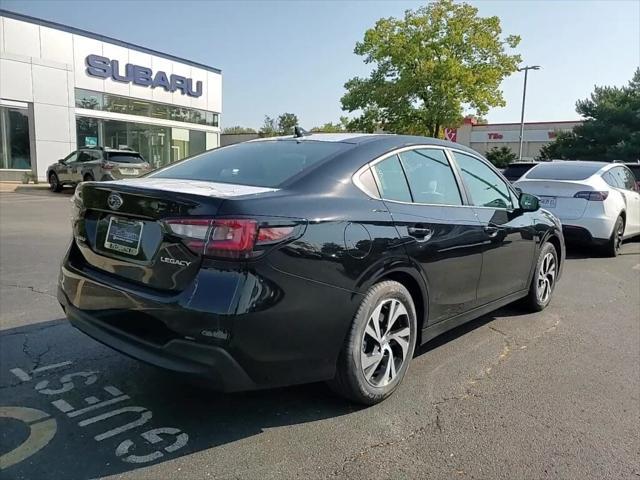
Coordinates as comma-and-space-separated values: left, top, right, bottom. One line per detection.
119, 168, 139, 175
538, 196, 557, 208
104, 217, 143, 256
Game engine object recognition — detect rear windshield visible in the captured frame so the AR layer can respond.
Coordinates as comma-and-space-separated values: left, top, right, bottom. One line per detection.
107, 153, 145, 164
526, 162, 604, 181
502, 164, 536, 180
150, 140, 350, 187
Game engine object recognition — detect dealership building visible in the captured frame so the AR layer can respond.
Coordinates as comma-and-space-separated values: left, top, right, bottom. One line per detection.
0, 10, 222, 181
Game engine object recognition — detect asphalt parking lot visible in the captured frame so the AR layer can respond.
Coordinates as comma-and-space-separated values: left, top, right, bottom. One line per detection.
1, 187, 639, 480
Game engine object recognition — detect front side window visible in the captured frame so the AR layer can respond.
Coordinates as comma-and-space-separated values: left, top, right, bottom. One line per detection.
398, 149, 462, 205
64, 152, 79, 163
372, 155, 412, 202
619, 167, 637, 190
454, 152, 513, 209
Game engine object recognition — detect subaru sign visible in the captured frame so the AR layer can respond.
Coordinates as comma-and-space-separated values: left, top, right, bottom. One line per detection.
85, 54, 203, 97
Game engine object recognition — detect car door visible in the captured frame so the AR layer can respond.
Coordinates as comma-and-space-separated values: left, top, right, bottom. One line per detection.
57, 151, 79, 182
66, 150, 89, 182
450, 151, 537, 305
614, 166, 640, 235
370, 147, 485, 324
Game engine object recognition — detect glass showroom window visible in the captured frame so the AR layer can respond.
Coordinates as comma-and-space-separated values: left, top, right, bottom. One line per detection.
0, 106, 32, 170
75, 89, 220, 127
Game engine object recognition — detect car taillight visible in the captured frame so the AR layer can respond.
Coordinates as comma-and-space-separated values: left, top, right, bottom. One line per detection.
574, 191, 609, 201
101, 161, 115, 170
165, 218, 295, 259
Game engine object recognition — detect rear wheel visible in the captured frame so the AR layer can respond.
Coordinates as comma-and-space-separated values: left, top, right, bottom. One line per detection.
524, 242, 558, 312
83, 173, 95, 182
328, 280, 417, 405
604, 216, 624, 257
48, 172, 62, 192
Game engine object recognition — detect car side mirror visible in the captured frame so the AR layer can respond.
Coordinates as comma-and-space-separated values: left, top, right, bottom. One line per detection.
58, 159, 66, 165
519, 192, 539, 212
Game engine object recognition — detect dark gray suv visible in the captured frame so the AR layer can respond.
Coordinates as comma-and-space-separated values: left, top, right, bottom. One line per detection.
47, 147, 151, 192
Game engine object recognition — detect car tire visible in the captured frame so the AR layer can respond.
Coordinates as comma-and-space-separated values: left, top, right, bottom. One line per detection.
328, 280, 417, 405
524, 242, 558, 312
49, 172, 62, 192
83, 173, 95, 182
604, 215, 624, 258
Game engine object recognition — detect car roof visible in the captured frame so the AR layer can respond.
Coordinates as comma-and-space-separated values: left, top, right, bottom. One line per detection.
505, 161, 539, 167
249, 132, 481, 155
79, 147, 141, 154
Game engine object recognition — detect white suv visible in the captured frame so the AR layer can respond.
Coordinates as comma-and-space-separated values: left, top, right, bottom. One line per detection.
515, 161, 640, 256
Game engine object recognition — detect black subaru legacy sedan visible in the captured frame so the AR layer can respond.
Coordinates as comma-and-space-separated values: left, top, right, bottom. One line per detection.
58, 133, 564, 405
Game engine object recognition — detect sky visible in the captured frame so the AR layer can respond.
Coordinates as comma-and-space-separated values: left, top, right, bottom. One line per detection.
3, 0, 639, 130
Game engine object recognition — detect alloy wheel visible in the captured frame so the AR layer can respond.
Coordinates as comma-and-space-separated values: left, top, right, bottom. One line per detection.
615, 220, 624, 252
360, 298, 411, 387
537, 252, 556, 303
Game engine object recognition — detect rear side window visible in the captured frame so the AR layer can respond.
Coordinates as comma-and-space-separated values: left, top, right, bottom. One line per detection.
108, 153, 145, 164
372, 156, 412, 202
151, 140, 348, 188
526, 162, 603, 180
398, 149, 462, 205
603, 171, 622, 188
627, 165, 640, 181
453, 152, 513, 209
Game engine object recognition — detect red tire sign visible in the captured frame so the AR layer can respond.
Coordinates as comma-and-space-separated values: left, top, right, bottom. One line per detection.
444, 128, 457, 142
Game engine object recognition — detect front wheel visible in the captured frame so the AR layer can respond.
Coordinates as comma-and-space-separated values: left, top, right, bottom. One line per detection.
328, 280, 417, 405
604, 216, 624, 258
48, 172, 62, 192
524, 242, 558, 312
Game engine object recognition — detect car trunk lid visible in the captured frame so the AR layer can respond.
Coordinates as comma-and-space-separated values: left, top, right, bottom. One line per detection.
74, 179, 277, 291
515, 179, 592, 220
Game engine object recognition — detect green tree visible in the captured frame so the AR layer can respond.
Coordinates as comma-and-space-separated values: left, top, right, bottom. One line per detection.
538, 69, 640, 161
222, 126, 257, 134
277, 113, 299, 135
260, 115, 278, 137
311, 116, 353, 133
341, 0, 521, 137
485, 146, 517, 168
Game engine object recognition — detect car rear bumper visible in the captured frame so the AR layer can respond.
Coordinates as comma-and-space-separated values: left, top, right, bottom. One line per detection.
561, 225, 608, 246
58, 241, 360, 391
61, 299, 257, 391
560, 216, 614, 244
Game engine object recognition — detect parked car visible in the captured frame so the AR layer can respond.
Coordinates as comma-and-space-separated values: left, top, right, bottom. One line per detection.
515, 161, 640, 256
502, 161, 540, 182
47, 147, 151, 192
58, 133, 564, 405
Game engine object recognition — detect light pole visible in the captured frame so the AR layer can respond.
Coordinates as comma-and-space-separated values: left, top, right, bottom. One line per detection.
517, 65, 541, 160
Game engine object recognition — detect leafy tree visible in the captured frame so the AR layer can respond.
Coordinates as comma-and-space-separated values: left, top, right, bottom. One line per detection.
485, 146, 517, 168
311, 116, 352, 133
260, 115, 278, 137
277, 113, 299, 135
341, 0, 521, 137
223, 126, 257, 134
538, 69, 640, 161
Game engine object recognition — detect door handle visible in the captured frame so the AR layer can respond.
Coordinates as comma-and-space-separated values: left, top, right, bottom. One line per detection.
484, 226, 500, 238
408, 226, 433, 241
